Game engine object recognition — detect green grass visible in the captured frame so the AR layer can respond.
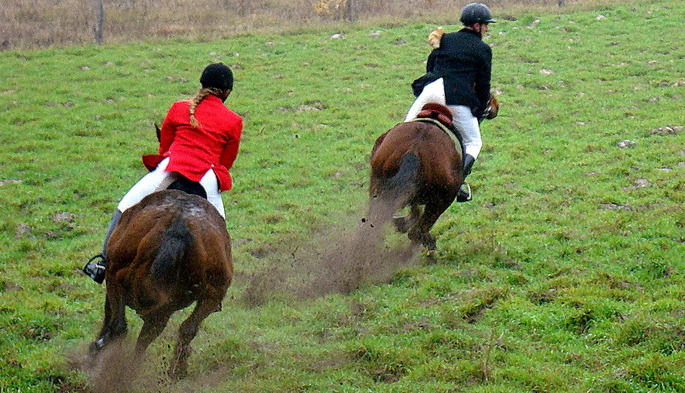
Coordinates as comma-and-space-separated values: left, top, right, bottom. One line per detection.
1, 0, 684, 391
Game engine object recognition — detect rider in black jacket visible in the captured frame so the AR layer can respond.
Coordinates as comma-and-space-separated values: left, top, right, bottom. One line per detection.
405, 2, 496, 202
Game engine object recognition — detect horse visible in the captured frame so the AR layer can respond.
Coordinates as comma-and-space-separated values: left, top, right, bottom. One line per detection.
366, 98, 498, 250
87, 183, 233, 379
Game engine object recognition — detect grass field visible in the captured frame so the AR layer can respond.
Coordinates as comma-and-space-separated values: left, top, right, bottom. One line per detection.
1, 0, 684, 391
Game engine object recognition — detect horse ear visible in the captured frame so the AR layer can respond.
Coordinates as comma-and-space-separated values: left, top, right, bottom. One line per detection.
485, 94, 499, 120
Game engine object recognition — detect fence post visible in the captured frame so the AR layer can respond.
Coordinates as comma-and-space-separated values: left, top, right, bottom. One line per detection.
346, 0, 356, 22
94, 0, 104, 44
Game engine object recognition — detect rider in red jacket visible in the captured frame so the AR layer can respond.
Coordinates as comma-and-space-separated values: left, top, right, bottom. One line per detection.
83, 63, 243, 284
143, 91, 241, 192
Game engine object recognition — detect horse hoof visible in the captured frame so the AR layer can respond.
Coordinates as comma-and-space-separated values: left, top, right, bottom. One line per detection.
88, 338, 105, 355
424, 241, 437, 252
392, 216, 409, 233
409, 231, 436, 252
168, 366, 188, 380
422, 236, 437, 251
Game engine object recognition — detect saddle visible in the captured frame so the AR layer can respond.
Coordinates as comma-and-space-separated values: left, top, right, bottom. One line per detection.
417, 102, 453, 128
167, 177, 208, 199
411, 103, 463, 153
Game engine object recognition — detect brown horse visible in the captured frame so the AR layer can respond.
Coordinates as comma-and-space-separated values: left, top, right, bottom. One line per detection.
366, 99, 498, 250
88, 188, 233, 379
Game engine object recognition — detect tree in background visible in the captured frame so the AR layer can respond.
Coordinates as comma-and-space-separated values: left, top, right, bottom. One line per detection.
314, 0, 356, 21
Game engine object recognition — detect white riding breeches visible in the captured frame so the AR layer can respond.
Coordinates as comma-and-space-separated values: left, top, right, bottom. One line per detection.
404, 78, 483, 159
117, 158, 226, 218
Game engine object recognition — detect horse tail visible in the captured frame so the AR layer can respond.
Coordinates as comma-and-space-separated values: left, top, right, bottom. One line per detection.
384, 151, 420, 210
151, 217, 192, 285
368, 151, 420, 227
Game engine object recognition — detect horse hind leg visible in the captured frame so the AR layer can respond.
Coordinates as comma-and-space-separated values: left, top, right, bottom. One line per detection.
134, 308, 173, 356
393, 204, 421, 234
169, 297, 222, 379
408, 198, 451, 251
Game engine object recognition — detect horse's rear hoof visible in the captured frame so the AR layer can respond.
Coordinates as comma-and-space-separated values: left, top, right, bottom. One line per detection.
423, 239, 437, 252
392, 216, 409, 233
88, 338, 105, 356
408, 228, 435, 251
168, 365, 188, 380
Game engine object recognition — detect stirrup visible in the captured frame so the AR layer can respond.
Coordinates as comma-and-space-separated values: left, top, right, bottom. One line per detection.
457, 183, 472, 203
82, 254, 106, 284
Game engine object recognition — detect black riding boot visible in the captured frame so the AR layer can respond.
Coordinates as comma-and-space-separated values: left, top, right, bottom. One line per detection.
457, 154, 476, 202
82, 209, 122, 284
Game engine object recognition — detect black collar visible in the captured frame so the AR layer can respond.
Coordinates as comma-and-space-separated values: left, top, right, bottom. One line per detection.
459, 28, 483, 39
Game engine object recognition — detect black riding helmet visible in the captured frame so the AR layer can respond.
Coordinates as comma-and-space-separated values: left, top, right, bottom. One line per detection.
200, 62, 234, 91
460, 2, 497, 26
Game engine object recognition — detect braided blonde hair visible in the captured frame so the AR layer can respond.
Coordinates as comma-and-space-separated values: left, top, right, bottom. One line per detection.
428, 27, 444, 49
189, 87, 224, 129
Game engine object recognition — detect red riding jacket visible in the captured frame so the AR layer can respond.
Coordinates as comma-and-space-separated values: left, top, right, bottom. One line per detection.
142, 95, 243, 191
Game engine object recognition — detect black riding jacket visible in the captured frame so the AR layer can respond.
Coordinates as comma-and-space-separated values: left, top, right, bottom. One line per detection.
425, 28, 492, 117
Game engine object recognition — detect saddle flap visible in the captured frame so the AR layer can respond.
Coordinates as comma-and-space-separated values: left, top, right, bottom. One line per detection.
416, 103, 453, 129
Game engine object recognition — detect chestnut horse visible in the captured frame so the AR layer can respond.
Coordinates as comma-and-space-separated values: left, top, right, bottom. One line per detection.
367, 99, 498, 250
88, 187, 233, 379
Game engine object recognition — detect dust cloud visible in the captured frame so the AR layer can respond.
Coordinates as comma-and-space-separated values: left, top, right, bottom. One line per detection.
240, 199, 422, 307
70, 339, 140, 393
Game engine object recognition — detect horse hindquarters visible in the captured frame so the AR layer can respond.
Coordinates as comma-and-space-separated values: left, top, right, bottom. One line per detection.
368, 121, 461, 250
157, 215, 231, 379
89, 191, 233, 381
369, 148, 450, 250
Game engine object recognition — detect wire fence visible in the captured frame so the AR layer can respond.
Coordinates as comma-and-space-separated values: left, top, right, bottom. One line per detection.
1, 0, 589, 50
